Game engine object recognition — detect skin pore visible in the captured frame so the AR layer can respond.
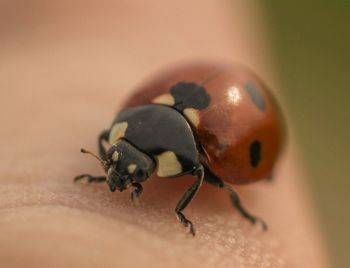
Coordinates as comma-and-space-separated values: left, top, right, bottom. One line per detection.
0, 1, 329, 267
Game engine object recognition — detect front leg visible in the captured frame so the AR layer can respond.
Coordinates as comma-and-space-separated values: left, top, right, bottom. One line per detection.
175, 165, 204, 236
130, 183, 143, 205
98, 129, 110, 160
74, 174, 106, 183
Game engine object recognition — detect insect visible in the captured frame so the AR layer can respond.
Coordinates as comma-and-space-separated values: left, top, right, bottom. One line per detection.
75, 63, 284, 236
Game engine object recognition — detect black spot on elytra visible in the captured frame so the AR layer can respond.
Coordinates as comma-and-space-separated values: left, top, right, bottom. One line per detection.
245, 81, 266, 112
170, 82, 211, 111
249, 140, 261, 168
217, 143, 229, 152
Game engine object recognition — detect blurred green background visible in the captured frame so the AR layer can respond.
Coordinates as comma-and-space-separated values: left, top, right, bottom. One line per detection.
262, 2, 350, 267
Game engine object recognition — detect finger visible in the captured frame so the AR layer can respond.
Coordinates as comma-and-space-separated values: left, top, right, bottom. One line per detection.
0, 0, 329, 267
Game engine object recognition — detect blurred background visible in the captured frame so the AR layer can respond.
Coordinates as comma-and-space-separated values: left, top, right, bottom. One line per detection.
262, 2, 350, 267
0, 0, 349, 267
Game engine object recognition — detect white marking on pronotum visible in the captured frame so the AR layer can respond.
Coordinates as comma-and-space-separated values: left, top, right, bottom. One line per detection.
111, 151, 119, 162
156, 151, 182, 177
109, 122, 128, 144
183, 108, 200, 128
152, 94, 175, 106
127, 164, 137, 174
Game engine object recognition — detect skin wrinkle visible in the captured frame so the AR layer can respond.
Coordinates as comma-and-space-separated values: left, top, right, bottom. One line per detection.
0, 0, 328, 267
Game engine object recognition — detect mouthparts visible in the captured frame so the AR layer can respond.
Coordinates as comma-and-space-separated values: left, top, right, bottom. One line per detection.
106, 168, 131, 192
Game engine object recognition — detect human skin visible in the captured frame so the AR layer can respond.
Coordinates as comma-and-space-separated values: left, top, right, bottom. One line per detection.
0, 0, 329, 267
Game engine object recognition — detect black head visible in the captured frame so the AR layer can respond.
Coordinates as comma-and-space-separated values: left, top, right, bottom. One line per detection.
80, 140, 155, 192
104, 140, 155, 192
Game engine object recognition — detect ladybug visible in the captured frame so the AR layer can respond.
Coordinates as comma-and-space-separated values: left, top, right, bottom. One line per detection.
75, 63, 284, 236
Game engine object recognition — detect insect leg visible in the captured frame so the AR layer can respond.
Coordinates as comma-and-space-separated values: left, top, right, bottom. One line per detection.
203, 166, 267, 230
175, 165, 204, 236
98, 129, 110, 160
131, 183, 143, 205
74, 174, 106, 183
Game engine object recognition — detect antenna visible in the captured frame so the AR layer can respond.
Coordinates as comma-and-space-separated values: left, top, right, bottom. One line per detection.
80, 148, 107, 168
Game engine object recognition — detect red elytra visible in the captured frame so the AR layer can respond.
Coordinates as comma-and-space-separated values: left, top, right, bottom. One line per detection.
122, 63, 284, 185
